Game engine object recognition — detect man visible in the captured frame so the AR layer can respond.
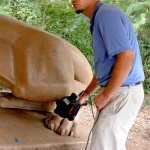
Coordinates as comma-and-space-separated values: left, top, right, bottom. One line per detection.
71, 0, 145, 150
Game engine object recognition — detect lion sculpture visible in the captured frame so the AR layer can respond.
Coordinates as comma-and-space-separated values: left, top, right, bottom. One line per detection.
0, 14, 93, 137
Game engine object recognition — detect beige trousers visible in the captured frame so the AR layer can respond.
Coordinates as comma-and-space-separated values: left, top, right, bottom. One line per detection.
91, 83, 144, 150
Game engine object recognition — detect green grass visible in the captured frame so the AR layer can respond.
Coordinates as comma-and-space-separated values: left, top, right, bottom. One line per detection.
143, 97, 150, 106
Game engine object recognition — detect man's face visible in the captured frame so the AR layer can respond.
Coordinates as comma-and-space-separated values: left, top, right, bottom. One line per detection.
71, 0, 91, 14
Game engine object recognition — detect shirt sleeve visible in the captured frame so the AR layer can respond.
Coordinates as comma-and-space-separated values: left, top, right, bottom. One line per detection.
97, 10, 132, 58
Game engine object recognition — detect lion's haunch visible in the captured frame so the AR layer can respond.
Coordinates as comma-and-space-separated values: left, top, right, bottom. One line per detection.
0, 14, 93, 102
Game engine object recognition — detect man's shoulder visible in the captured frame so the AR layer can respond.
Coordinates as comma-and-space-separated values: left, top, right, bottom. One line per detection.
97, 4, 123, 17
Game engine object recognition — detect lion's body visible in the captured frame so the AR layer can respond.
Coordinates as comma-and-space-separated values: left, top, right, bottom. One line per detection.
0, 14, 93, 137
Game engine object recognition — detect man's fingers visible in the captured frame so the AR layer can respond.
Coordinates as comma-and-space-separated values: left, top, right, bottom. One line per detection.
94, 100, 101, 110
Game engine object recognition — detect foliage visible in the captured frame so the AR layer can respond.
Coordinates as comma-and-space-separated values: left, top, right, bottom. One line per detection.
126, 0, 150, 93
44, 0, 93, 66
0, 86, 5, 90
0, 0, 43, 27
139, 39, 150, 93
126, 1, 150, 35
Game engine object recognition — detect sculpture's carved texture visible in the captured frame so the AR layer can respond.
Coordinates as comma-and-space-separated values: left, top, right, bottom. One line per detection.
0, 14, 93, 137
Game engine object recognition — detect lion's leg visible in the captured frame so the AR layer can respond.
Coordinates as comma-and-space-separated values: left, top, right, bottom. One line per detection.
0, 91, 55, 112
0, 81, 86, 138
45, 80, 87, 137
45, 113, 80, 137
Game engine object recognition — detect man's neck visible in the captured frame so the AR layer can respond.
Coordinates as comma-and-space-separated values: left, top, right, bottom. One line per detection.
82, 0, 100, 19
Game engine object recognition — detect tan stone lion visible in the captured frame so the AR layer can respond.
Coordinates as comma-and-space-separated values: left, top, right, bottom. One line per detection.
0, 14, 93, 137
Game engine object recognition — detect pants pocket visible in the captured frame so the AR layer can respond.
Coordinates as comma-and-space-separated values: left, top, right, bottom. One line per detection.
112, 91, 129, 114
100, 89, 129, 116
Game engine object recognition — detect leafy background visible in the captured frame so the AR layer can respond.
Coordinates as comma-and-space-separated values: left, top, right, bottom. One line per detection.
0, 0, 149, 96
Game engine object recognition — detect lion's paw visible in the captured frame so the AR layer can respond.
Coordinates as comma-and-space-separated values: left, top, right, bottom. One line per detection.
45, 113, 80, 137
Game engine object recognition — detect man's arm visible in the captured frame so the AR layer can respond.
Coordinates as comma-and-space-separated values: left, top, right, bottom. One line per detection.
94, 49, 134, 110
78, 74, 100, 104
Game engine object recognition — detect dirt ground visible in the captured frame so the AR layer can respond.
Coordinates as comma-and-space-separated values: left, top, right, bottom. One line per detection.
126, 94, 150, 150
80, 95, 150, 150
126, 105, 150, 150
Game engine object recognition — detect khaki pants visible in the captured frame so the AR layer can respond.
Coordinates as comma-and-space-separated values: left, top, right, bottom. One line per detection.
91, 84, 144, 150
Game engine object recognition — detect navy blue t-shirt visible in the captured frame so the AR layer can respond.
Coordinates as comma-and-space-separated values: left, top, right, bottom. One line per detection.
90, 2, 145, 86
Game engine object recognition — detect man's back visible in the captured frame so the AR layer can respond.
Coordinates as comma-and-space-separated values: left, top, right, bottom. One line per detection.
91, 2, 144, 86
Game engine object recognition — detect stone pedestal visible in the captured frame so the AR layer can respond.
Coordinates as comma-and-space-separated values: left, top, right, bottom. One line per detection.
0, 108, 91, 150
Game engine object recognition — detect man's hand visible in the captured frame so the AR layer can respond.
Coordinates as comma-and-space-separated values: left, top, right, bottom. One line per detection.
94, 91, 111, 110
78, 75, 100, 104
78, 92, 89, 104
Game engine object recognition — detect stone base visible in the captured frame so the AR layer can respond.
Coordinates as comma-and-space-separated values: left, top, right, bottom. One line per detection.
0, 108, 91, 150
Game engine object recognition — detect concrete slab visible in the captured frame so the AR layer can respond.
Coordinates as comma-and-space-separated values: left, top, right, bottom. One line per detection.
0, 108, 91, 150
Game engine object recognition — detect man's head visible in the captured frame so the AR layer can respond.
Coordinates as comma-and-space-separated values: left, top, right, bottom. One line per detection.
71, 0, 100, 18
